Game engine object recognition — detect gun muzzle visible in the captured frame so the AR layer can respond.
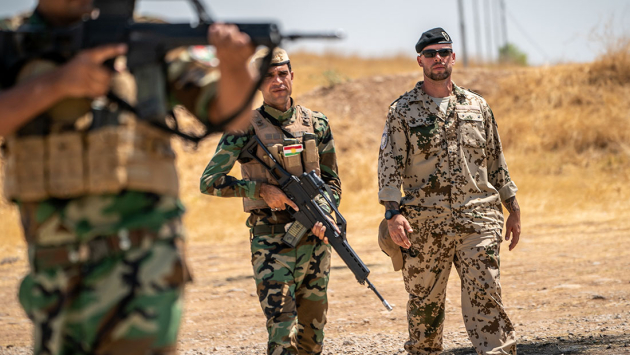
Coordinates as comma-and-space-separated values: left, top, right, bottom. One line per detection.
283, 29, 345, 41
366, 278, 393, 312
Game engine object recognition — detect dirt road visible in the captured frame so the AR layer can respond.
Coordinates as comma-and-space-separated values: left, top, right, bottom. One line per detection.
1, 214, 629, 354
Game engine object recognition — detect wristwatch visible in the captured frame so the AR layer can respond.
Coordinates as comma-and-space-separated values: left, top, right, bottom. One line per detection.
384, 210, 401, 220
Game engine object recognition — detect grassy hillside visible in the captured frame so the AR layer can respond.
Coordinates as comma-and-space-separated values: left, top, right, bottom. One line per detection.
1, 44, 629, 253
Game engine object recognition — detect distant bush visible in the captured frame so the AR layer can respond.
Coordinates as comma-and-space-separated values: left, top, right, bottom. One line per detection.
499, 43, 528, 66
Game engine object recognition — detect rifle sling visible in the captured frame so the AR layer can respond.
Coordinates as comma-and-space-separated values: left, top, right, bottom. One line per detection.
257, 106, 295, 139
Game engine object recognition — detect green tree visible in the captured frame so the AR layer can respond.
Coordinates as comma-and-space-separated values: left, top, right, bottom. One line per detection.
499, 43, 528, 66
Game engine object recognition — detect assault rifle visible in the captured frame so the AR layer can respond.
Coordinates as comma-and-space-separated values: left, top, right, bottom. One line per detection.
241, 136, 393, 312
0, 0, 342, 141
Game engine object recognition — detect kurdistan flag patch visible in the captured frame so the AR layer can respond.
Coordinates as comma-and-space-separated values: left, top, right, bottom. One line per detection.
283, 144, 304, 157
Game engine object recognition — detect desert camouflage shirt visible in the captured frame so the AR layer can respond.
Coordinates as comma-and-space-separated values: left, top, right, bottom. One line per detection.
200, 102, 341, 227
378, 81, 517, 231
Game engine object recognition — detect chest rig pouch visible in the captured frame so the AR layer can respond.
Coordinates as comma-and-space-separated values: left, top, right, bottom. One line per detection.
2, 60, 179, 202
240, 105, 320, 212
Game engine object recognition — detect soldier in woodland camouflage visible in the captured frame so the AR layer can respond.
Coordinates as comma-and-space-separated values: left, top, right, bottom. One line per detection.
378, 28, 521, 355
0, 0, 256, 353
200, 48, 341, 355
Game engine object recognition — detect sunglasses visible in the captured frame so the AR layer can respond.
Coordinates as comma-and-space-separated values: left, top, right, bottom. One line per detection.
421, 48, 453, 58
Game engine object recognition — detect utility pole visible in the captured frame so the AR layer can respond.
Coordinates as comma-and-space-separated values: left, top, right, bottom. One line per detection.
457, 0, 468, 67
500, 0, 508, 47
473, 0, 483, 63
484, 0, 493, 62
494, 0, 502, 54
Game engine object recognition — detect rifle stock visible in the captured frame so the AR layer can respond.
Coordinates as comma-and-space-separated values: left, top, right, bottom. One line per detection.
241, 136, 393, 311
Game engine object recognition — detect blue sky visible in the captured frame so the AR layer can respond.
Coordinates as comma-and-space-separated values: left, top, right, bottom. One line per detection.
2, 0, 629, 65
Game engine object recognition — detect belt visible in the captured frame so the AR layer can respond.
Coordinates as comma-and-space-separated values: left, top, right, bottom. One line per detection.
33, 221, 180, 271
251, 224, 287, 236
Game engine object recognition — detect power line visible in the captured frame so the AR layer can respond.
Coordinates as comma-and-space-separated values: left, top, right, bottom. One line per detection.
473, 0, 483, 61
484, 0, 493, 62
458, 0, 469, 67
506, 9, 551, 61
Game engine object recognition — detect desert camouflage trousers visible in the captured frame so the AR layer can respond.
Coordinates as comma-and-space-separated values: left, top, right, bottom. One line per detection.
401, 207, 517, 355
250, 228, 331, 355
17, 194, 190, 355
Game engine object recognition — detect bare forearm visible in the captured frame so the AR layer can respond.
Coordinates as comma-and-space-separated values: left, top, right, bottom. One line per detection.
502, 196, 520, 216
208, 68, 254, 128
0, 72, 65, 136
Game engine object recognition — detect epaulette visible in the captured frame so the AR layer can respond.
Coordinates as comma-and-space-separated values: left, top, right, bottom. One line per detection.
390, 95, 403, 107
459, 86, 484, 99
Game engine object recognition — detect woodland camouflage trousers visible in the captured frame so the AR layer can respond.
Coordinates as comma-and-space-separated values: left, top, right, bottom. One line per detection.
18, 202, 190, 355
401, 208, 517, 355
250, 230, 331, 355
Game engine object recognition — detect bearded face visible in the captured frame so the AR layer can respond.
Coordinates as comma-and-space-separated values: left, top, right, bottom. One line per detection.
417, 44, 455, 82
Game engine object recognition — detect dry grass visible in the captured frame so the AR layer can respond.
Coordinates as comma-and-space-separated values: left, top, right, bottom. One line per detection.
289, 52, 419, 96
1, 41, 629, 252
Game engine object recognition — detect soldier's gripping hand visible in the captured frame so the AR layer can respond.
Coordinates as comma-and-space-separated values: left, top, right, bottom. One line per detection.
208, 23, 256, 131
387, 215, 413, 249
0, 44, 126, 136
54, 44, 127, 98
260, 183, 299, 212
311, 216, 340, 245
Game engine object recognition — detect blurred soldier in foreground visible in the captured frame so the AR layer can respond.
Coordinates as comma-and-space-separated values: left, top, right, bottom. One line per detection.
378, 27, 521, 354
200, 48, 341, 354
0, 0, 255, 353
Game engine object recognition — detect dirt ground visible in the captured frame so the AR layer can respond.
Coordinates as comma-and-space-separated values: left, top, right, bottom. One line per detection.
1, 69, 629, 354
1, 213, 629, 354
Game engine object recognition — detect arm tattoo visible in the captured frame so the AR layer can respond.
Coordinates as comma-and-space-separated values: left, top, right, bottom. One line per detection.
503, 196, 520, 214
384, 201, 400, 211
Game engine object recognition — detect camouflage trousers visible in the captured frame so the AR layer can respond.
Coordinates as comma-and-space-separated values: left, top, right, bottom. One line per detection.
401, 208, 516, 355
17, 197, 190, 355
250, 229, 331, 355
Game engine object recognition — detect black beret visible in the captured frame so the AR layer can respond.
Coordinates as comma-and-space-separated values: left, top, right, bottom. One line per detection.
415, 27, 453, 53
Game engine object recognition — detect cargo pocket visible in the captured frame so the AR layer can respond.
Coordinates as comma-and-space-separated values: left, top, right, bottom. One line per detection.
47, 131, 86, 198
457, 110, 486, 148
302, 137, 321, 176
126, 122, 179, 197
87, 125, 131, 194
3, 136, 47, 201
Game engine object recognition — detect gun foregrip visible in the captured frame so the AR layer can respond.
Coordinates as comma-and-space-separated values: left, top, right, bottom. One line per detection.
327, 234, 370, 283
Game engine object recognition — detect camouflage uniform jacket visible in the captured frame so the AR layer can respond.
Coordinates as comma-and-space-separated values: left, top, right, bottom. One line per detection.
2, 11, 218, 246
378, 81, 517, 232
200, 102, 341, 227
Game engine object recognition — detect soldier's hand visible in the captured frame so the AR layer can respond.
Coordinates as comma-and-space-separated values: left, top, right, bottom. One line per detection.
54, 44, 127, 99
387, 214, 412, 249
505, 213, 521, 251
311, 215, 340, 245
207, 23, 256, 131
209, 23, 255, 72
260, 183, 299, 212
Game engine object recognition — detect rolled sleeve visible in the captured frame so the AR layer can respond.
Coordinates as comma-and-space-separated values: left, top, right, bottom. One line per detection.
498, 181, 518, 202
379, 185, 403, 205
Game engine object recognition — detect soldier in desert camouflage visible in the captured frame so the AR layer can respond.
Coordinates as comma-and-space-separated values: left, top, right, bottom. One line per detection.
200, 48, 341, 355
378, 27, 521, 355
0, 0, 256, 353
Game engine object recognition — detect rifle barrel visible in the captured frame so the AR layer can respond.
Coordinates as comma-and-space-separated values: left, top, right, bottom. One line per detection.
367, 278, 393, 312
283, 30, 345, 41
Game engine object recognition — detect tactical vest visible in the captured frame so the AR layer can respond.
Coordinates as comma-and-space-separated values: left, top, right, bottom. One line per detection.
2, 59, 179, 202
240, 105, 320, 212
